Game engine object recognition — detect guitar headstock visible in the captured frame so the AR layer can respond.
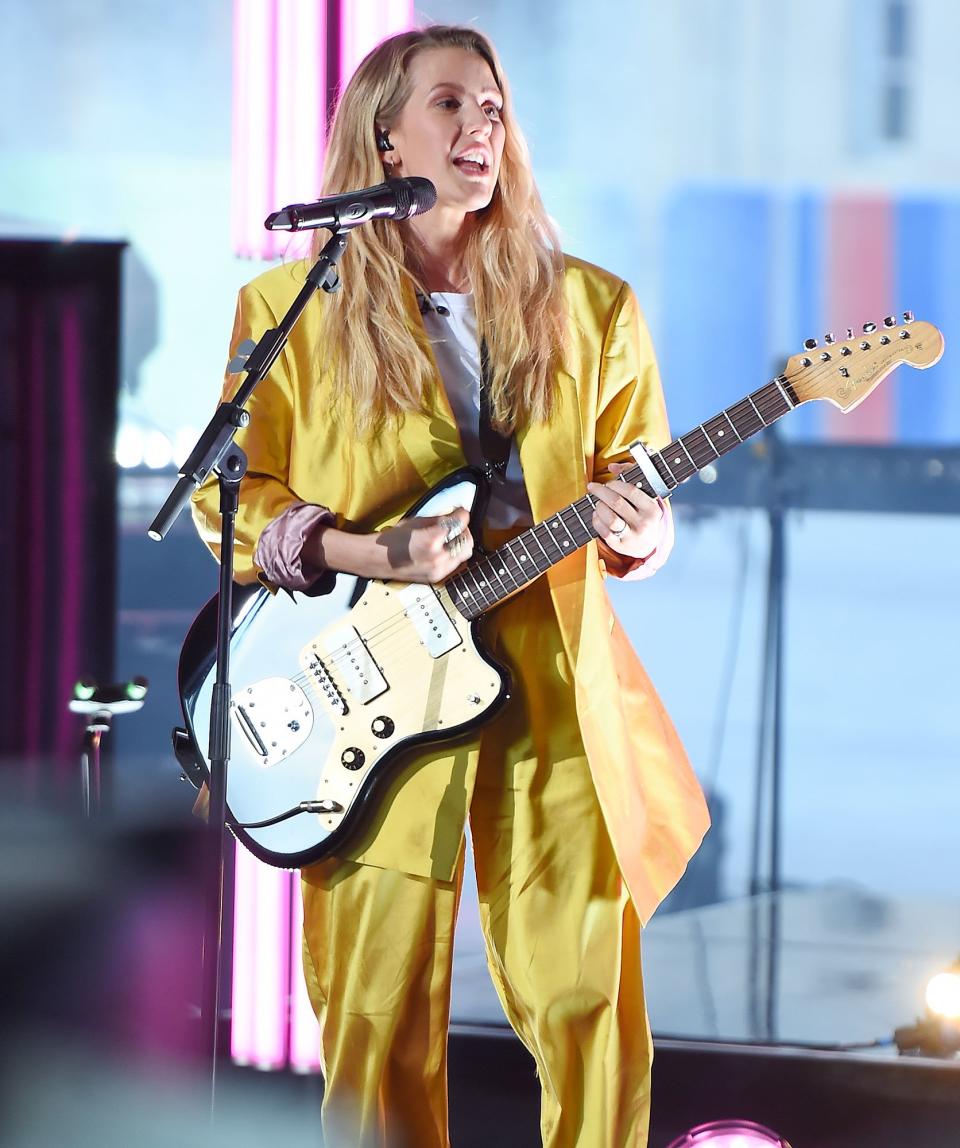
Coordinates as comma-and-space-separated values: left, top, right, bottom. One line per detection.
785, 314, 944, 412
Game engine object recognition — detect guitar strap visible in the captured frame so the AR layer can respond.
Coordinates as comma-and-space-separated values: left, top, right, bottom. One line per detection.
478, 338, 512, 485
417, 290, 512, 484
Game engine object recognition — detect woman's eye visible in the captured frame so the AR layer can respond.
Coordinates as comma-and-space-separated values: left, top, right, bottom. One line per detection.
485, 104, 502, 120
437, 97, 459, 110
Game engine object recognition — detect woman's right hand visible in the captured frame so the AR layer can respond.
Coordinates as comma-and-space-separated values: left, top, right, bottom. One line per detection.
309, 507, 474, 584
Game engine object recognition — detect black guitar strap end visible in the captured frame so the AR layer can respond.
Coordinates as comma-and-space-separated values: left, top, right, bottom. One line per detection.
479, 338, 512, 485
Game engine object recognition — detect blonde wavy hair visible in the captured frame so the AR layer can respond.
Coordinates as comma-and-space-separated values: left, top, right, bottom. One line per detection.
312, 25, 566, 435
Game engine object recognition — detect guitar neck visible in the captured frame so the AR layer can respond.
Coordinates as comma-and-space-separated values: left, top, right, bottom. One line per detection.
446, 374, 799, 620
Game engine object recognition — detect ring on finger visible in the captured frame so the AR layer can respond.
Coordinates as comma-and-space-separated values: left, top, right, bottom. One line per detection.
442, 516, 464, 545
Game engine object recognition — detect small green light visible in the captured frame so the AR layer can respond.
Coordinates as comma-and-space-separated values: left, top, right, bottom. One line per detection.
74, 681, 96, 701
125, 681, 147, 701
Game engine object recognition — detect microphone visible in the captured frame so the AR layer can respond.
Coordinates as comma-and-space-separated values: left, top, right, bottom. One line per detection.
265, 177, 437, 232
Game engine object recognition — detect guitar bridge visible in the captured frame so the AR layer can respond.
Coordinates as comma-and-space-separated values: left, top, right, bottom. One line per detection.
306, 653, 348, 716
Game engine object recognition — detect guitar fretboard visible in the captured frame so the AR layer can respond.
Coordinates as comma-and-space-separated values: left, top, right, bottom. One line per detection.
446, 375, 798, 620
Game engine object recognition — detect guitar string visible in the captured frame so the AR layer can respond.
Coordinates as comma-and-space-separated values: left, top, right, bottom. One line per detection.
278, 388, 792, 691
275, 365, 817, 688
247, 347, 895, 699
312, 370, 805, 644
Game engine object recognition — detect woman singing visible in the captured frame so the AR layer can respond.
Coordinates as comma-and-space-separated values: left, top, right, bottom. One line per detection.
193, 23, 709, 1148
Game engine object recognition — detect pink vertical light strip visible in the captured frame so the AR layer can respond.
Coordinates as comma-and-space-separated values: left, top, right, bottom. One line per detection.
230, 843, 293, 1068
56, 298, 84, 766
228, 1, 416, 1075
340, 0, 415, 88
23, 302, 47, 773
287, 876, 322, 1071
824, 196, 895, 442
232, 0, 327, 260
232, 0, 275, 258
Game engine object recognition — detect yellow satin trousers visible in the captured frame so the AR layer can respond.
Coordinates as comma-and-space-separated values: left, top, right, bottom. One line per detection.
301, 578, 652, 1148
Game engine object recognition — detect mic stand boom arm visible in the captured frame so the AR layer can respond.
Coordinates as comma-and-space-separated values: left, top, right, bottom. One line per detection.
146, 228, 349, 1109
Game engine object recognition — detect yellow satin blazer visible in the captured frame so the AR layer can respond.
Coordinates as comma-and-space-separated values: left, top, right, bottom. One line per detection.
193, 255, 709, 924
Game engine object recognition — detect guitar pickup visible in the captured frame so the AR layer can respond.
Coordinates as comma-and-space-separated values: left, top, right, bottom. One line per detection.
315, 625, 388, 705
397, 585, 462, 657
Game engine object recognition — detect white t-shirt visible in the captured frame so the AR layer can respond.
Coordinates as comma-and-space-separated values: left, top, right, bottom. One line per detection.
421, 291, 533, 529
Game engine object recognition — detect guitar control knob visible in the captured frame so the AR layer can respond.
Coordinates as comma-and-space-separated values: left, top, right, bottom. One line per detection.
341, 747, 365, 771
803, 337, 818, 349
863, 322, 877, 333
371, 716, 395, 739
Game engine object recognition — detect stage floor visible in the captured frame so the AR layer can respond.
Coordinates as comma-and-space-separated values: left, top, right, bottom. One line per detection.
447, 864, 960, 1147
450, 855, 959, 1054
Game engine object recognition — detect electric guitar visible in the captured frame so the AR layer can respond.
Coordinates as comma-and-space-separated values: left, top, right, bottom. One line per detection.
178, 315, 944, 868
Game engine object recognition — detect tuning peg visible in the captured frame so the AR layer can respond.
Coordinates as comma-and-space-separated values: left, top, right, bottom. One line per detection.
803, 337, 818, 350
883, 315, 896, 327
824, 332, 835, 344
846, 328, 854, 339
903, 310, 914, 323
863, 321, 877, 333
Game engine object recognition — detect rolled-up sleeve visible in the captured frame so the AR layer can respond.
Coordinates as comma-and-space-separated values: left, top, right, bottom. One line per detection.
254, 501, 338, 595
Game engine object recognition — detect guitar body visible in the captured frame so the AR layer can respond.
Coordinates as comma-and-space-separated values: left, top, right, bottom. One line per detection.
179, 467, 511, 868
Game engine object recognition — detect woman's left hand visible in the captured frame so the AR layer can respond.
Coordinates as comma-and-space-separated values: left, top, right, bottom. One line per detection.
587, 462, 664, 560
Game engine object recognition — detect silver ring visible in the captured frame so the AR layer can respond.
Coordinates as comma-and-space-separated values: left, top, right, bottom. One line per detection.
441, 516, 464, 545
610, 522, 627, 538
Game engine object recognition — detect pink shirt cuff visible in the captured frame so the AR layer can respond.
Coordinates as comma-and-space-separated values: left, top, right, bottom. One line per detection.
254, 501, 336, 592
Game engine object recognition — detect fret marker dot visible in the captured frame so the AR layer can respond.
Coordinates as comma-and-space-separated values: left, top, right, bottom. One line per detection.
718, 429, 724, 437
674, 457, 681, 465
562, 540, 569, 547
520, 555, 528, 562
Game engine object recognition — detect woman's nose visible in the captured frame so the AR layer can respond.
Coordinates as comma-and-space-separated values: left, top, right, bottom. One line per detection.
463, 105, 493, 136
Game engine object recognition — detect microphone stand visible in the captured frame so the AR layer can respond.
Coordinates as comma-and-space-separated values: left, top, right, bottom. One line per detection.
747, 419, 795, 1044
147, 227, 350, 1115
